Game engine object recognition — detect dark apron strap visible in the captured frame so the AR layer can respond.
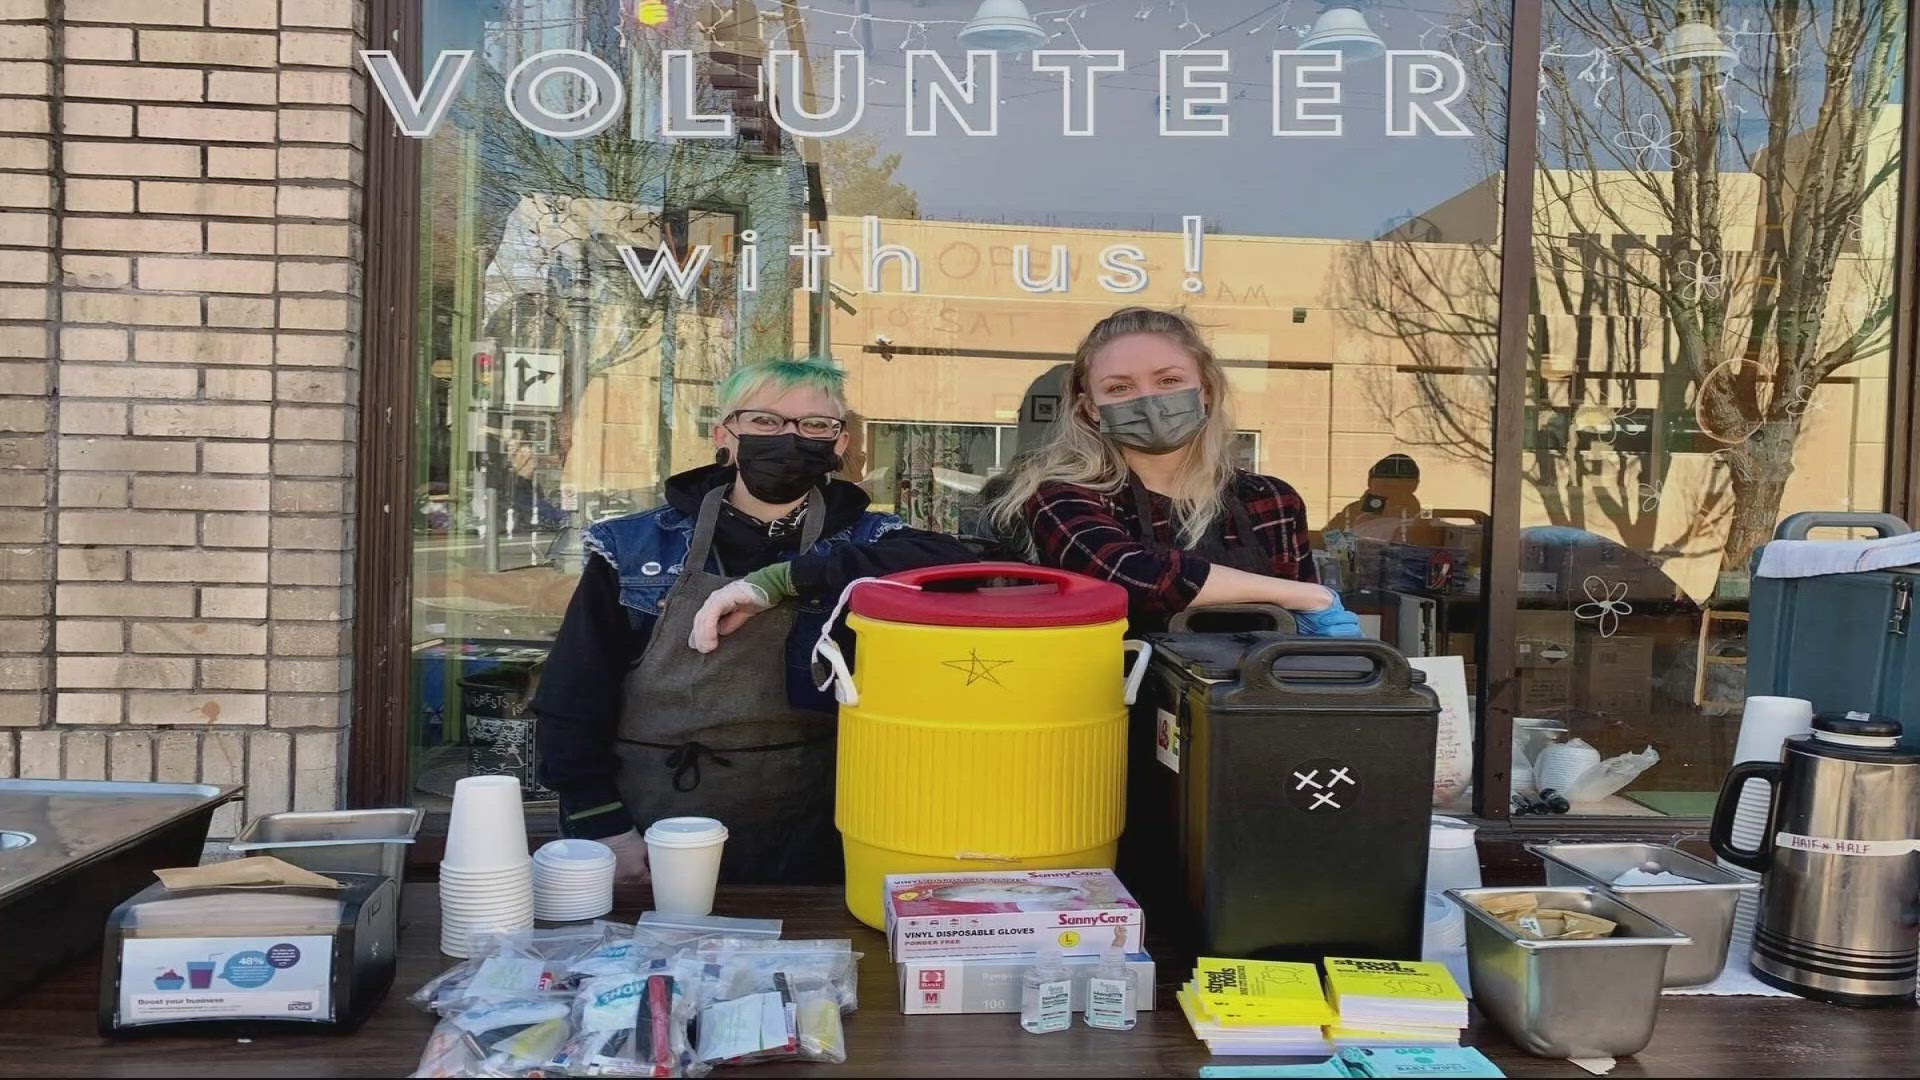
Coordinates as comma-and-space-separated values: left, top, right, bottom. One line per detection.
1129, 476, 1161, 544
687, 485, 728, 572
617, 735, 829, 791
1224, 485, 1263, 556
1129, 474, 1261, 555
796, 486, 827, 549
692, 483, 829, 576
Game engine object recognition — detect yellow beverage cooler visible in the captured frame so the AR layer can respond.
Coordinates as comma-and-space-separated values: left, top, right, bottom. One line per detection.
814, 563, 1150, 928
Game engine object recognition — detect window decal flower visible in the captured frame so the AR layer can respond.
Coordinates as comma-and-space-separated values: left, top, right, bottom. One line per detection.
1676, 255, 1724, 302
1613, 113, 1683, 170
1574, 576, 1633, 638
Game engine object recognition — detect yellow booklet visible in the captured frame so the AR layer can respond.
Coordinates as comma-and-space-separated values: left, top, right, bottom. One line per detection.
1322, 957, 1467, 1005
1328, 1024, 1462, 1045
1192, 958, 1336, 1025
1178, 986, 1328, 1041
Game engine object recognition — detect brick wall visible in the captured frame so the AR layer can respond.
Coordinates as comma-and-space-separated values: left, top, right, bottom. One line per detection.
0, 0, 366, 834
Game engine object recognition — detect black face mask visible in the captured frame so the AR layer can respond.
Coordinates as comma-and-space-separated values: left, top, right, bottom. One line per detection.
729, 433, 842, 504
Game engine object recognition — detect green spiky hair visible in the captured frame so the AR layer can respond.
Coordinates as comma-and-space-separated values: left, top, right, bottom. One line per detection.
716, 357, 849, 416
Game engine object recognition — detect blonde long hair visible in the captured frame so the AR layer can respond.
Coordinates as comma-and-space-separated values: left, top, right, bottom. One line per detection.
989, 307, 1239, 551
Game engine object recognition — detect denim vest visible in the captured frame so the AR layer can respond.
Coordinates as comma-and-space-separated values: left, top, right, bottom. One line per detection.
583, 502, 905, 712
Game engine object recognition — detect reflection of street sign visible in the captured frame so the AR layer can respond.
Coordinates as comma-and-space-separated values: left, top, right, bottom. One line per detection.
505, 350, 562, 409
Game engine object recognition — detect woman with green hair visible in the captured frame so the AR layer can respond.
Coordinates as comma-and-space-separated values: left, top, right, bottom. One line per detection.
533, 357, 975, 885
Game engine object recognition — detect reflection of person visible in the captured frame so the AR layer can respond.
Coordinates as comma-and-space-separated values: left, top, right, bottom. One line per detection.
532, 359, 976, 885
987, 307, 1359, 638
1326, 454, 1423, 536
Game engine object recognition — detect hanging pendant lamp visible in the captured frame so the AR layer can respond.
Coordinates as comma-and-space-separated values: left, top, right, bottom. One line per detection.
957, 0, 1048, 55
1300, 5, 1386, 63
1656, 19, 1738, 75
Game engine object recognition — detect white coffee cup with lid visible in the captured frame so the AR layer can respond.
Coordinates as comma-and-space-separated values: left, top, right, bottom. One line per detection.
644, 816, 728, 917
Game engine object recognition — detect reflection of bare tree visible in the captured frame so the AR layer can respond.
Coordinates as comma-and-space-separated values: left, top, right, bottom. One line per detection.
819, 132, 921, 220
1346, 0, 1903, 573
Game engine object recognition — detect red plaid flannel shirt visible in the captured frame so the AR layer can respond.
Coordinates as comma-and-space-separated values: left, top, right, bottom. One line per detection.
1024, 471, 1318, 621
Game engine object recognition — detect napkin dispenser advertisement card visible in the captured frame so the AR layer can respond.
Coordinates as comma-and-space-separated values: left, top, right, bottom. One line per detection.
99, 872, 397, 1036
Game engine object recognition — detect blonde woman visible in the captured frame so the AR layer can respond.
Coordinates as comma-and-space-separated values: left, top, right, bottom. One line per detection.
990, 307, 1359, 637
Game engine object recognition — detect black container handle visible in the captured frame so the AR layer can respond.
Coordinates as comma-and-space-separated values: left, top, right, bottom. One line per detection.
1774, 511, 1912, 540
1709, 760, 1781, 873
1167, 603, 1297, 634
1232, 636, 1415, 701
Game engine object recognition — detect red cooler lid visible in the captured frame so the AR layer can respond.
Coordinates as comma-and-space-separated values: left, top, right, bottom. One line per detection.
851, 563, 1128, 628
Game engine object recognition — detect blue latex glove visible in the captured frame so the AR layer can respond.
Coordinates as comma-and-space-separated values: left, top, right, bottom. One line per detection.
1293, 588, 1364, 638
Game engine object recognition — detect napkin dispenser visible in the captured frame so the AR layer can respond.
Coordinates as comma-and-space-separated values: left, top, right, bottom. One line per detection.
99, 872, 397, 1035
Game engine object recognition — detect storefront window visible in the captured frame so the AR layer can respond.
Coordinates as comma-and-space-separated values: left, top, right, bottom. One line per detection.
406, 0, 1526, 816
1505, 0, 1908, 814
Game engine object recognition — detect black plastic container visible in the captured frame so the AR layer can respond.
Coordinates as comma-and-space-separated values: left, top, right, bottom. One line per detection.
1144, 634, 1439, 961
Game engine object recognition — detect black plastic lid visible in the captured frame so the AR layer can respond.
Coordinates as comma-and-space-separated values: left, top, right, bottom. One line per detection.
1813, 712, 1903, 739
1147, 631, 1427, 686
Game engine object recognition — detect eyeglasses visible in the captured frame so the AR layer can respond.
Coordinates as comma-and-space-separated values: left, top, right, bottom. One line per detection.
724, 409, 845, 440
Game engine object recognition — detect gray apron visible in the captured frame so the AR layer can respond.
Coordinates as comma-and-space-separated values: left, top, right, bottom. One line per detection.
614, 486, 842, 885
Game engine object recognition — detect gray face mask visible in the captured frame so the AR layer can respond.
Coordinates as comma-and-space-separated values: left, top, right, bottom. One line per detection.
1096, 386, 1207, 454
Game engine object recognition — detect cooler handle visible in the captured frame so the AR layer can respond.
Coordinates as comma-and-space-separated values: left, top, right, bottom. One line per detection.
813, 636, 859, 707
1122, 640, 1152, 706
1167, 604, 1296, 633
1774, 511, 1912, 540
810, 576, 924, 709
820, 621, 1149, 711
1232, 637, 1415, 700
1709, 760, 1780, 873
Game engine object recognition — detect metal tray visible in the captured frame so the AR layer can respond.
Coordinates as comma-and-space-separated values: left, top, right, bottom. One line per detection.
228, 808, 423, 885
0, 779, 241, 1002
1448, 886, 1691, 1059
1530, 842, 1757, 987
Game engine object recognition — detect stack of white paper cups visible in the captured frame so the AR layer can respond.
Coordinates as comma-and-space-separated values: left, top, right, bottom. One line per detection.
1720, 695, 1814, 876
533, 839, 615, 922
440, 774, 534, 957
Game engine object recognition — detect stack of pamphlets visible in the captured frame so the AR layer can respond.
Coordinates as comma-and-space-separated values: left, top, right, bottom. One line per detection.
1178, 958, 1337, 1056
1322, 958, 1469, 1048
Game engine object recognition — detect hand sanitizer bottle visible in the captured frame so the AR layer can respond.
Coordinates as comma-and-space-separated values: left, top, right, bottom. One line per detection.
1020, 942, 1072, 1034
1083, 944, 1136, 1031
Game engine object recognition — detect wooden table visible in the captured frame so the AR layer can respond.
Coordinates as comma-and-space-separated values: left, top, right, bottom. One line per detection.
2, 883, 1916, 1077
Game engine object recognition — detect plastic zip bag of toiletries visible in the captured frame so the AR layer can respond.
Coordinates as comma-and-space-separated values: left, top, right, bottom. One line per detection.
550, 958, 705, 1078
412, 992, 574, 1078
413, 924, 630, 1014
624, 913, 782, 967
685, 940, 859, 1066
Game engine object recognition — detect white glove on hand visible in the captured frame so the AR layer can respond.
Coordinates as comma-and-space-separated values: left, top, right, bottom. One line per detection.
688, 579, 773, 653
600, 827, 651, 883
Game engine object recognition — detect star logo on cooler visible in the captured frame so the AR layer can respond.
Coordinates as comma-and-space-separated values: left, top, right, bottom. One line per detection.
941, 650, 1013, 687
919, 970, 947, 991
